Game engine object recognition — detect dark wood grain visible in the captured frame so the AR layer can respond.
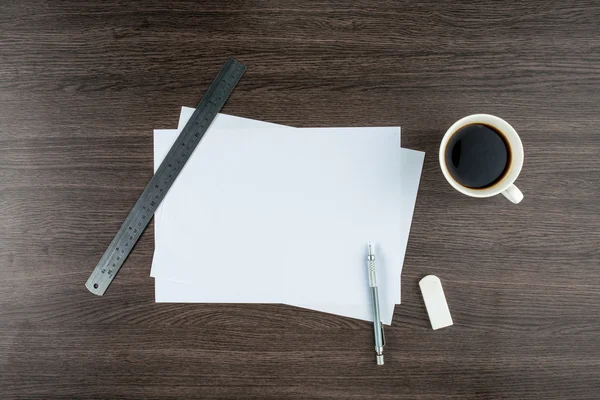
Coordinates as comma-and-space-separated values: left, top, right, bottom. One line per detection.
1, 1, 599, 399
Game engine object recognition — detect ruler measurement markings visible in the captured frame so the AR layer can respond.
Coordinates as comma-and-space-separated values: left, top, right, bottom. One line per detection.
86, 59, 246, 295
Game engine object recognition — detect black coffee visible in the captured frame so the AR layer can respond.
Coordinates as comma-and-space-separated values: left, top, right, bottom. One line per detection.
444, 124, 510, 189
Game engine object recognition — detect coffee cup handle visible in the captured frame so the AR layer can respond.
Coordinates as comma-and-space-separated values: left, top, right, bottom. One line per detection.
501, 184, 523, 204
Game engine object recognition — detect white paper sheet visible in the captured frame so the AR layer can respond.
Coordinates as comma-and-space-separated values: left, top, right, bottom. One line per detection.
153, 108, 423, 323
154, 115, 405, 324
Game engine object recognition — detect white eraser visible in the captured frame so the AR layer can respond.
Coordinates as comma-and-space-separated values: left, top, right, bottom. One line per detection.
419, 275, 453, 330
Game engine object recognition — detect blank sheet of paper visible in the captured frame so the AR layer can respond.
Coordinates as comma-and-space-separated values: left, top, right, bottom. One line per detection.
154, 111, 402, 323
151, 107, 422, 324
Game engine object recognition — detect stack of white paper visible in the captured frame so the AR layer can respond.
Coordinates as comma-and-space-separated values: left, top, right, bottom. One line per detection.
151, 107, 424, 325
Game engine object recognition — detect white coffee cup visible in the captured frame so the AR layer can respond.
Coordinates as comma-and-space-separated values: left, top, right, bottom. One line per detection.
439, 114, 524, 204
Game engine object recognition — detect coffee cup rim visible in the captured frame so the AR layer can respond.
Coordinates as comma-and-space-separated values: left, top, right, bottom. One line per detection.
439, 114, 524, 198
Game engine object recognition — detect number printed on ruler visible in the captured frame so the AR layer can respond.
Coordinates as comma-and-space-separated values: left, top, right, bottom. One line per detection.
85, 58, 247, 296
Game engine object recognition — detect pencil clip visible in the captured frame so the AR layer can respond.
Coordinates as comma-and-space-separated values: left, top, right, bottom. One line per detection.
381, 322, 386, 347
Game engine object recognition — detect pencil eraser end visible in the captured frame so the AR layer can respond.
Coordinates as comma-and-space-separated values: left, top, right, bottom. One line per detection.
419, 275, 453, 330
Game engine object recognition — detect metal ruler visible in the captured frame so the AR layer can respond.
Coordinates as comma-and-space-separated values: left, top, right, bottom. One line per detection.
85, 58, 247, 296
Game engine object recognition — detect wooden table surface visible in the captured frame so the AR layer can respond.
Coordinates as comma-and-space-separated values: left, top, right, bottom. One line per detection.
1, 1, 599, 399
